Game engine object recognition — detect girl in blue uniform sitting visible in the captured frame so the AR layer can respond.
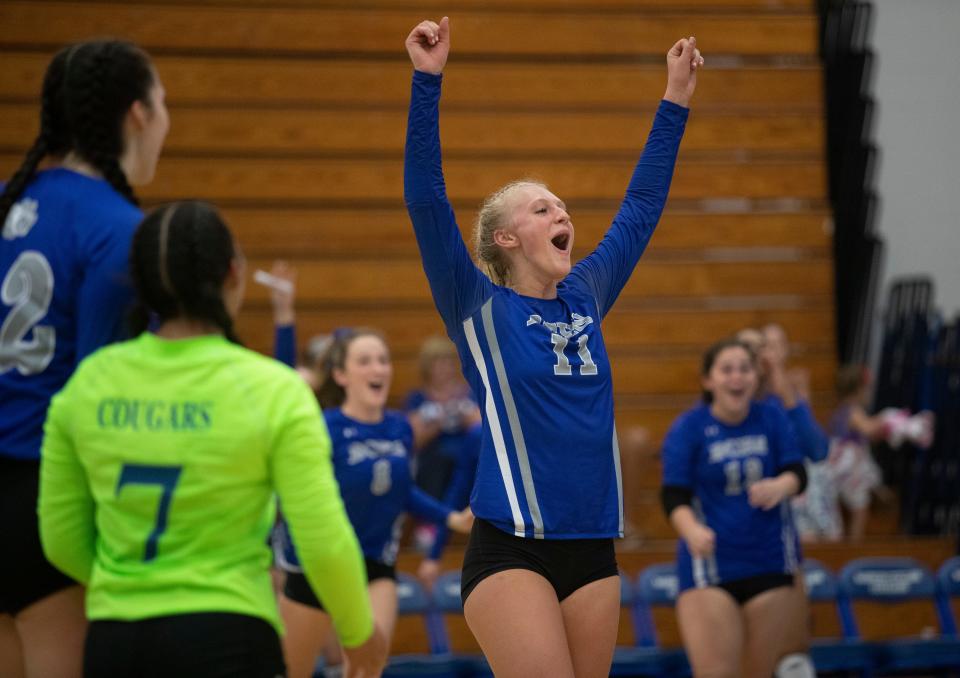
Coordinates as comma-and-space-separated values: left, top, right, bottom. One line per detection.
275, 328, 473, 678
661, 338, 808, 678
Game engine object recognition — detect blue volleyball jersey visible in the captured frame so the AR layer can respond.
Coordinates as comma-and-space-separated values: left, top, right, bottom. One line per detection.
277, 409, 452, 568
662, 401, 804, 591
0, 169, 141, 460
405, 70, 687, 539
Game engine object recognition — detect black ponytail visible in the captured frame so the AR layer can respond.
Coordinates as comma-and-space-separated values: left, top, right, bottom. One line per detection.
130, 200, 242, 344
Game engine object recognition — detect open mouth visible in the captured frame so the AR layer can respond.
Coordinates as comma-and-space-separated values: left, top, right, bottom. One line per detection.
551, 232, 570, 252
368, 381, 385, 393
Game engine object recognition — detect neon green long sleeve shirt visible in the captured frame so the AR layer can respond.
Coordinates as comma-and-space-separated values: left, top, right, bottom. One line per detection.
39, 332, 373, 646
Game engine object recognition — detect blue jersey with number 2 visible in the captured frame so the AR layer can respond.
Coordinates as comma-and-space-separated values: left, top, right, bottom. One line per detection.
0, 169, 141, 460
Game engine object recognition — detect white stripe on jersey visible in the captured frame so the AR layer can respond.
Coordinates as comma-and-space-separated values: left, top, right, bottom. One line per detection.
781, 502, 799, 573
611, 429, 625, 537
480, 300, 544, 538
692, 553, 719, 588
693, 556, 707, 588
708, 553, 719, 583
464, 315, 526, 537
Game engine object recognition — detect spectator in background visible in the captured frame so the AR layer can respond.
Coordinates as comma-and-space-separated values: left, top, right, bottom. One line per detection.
258, 260, 331, 391
822, 365, 932, 541
405, 336, 481, 553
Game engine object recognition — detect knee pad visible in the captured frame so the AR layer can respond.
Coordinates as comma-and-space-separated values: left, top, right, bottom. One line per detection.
775, 652, 817, 678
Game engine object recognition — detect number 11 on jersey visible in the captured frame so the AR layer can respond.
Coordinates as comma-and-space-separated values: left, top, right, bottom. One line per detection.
550, 333, 598, 376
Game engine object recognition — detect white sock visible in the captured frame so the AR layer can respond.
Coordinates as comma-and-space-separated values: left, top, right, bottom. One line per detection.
775, 652, 817, 678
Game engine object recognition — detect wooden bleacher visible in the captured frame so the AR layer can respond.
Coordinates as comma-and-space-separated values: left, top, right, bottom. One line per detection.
0, 0, 835, 405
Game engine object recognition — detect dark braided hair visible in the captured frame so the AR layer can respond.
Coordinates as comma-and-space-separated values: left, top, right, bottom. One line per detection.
64, 40, 154, 205
0, 40, 155, 227
130, 201, 242, 344
0, 46, 71, 226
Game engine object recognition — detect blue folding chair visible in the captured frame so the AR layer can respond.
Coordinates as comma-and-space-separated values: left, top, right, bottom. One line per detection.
801, 559, 875, 676
609, 563, 688, 678
384, 574, 461, 678
839, 556, 960, 675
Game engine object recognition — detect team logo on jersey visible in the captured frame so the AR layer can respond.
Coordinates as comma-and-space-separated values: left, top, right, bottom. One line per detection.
707, 434, 769, 463
2, 198, 38, 240
525, 312, 593, 338
346, 439, 406, 465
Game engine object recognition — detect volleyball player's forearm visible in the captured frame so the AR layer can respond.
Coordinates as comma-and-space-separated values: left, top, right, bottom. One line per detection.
281, 482, 372, 647
404, 69, 487, 325
577, 100, 689, 313
404, 70, 445, 206
272, 409, 373, 647
668, 505, 701, 541
786, 401, 829, 462
273, 323, 297, 368
38, 393, 96, 583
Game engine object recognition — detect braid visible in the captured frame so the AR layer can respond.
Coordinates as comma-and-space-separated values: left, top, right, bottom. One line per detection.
0, 44, 72, 225
184, 205, 241, 344
133, 201, 242, 344
68, 44, 138, 204
65, 40, 153, 207
0, 138, 48, 227
128, 205, 179, 335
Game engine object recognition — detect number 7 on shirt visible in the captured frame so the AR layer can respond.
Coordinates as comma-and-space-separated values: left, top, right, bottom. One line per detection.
116, 463, 183, 562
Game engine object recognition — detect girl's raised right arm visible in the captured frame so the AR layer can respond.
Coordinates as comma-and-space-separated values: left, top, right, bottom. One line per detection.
404, 17, 490, 329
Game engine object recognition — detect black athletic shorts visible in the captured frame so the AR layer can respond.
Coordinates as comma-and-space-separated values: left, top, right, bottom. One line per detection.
283, 558, 396, 611
0, 455, 77, 615
460, 518, 619, 605
716, 572, 795, 606
84, 612, 285, 678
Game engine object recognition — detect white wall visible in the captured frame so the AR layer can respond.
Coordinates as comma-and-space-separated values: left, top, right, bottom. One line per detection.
872, 0, 960, 318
